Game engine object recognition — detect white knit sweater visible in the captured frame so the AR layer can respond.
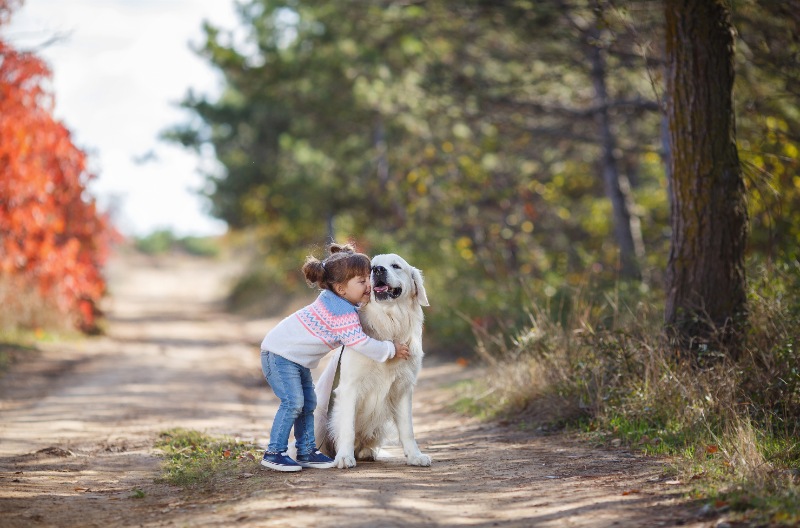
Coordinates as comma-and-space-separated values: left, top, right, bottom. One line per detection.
260, 289, 395, 368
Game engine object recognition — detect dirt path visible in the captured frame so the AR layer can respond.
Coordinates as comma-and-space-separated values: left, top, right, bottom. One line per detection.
0, 251, 710, 527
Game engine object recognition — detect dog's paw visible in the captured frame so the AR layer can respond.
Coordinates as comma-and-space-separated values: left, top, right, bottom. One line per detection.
407, 453, 432, 467
355, 447, 377, 461
335, 454, 357, 469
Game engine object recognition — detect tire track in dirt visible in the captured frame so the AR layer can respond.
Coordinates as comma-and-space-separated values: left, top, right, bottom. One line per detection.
0, 251, 707, 527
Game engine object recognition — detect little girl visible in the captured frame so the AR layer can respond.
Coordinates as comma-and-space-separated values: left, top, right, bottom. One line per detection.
259, 243, 410, 472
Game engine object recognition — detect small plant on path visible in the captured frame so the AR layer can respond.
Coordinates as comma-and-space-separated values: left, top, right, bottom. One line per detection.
155, 428, 262, 490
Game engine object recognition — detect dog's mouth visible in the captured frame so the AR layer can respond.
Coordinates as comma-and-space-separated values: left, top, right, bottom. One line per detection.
372, 279, 402, 301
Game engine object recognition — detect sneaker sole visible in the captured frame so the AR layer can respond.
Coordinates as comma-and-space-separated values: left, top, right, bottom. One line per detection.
261, 459, 302, 472
297, 461, 336, 469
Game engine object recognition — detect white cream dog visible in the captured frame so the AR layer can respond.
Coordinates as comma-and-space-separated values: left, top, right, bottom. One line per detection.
314, 253, 431, 468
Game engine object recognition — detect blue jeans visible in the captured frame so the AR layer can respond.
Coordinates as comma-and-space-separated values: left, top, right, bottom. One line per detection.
261, 351, 317, 456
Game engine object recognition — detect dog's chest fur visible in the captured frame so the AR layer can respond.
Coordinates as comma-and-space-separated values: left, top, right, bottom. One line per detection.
359, 302, 421, 346
350, 300, 423, 395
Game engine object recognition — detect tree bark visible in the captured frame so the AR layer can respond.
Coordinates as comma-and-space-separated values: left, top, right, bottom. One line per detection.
664, 0, 748, 357
587, 34, 645, 280
373, 117, 406, 226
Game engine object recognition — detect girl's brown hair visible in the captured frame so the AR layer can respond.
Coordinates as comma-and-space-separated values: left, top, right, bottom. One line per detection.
302, 243, 371, 292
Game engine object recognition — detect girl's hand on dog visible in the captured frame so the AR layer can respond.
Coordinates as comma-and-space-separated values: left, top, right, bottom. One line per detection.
393, 342, 410, 360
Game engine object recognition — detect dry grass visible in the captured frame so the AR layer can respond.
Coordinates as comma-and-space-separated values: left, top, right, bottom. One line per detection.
461, 265, 799, 523
0, 277, 68, 333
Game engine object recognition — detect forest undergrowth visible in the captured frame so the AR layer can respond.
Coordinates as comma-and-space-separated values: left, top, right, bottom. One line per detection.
456, 260, 800, 526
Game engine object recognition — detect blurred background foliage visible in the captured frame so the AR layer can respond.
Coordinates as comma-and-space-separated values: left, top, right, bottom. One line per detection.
163, 0, 800, 351
1, 0, 114, 335
133, 229, 221, 258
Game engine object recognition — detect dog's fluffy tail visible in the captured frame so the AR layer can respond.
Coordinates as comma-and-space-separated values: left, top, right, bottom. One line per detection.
314, 347, 343, 457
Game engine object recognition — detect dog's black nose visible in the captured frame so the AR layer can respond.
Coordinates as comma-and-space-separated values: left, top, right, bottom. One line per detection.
372, 265, 387, 276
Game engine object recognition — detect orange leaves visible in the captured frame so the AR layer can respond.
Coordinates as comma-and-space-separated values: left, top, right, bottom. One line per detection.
0, 28, 114, 333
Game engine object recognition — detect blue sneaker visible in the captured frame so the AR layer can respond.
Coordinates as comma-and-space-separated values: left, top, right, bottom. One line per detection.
296, 449, 336, 469
261, 451, 302, 472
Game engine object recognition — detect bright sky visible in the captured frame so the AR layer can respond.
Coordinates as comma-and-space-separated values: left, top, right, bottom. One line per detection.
3, 0, 239, 237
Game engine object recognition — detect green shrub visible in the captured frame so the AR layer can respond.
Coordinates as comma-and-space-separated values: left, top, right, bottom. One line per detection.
179, 236, 221, 257
134, 230, 221, 258
135, 229, 176, 255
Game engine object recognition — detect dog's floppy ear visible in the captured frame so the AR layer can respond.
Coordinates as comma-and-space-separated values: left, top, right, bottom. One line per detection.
411, 267, 429, 307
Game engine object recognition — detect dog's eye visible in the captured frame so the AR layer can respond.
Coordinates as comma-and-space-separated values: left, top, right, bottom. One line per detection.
391, 264, 401, 269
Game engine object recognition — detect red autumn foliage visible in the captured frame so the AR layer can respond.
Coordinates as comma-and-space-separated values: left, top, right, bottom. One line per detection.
1, 3, 115, 333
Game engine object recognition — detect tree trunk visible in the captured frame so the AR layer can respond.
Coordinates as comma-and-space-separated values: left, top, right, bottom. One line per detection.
373, 117, 406, 226
664, 0, 748, 357
587, 37, 645, 280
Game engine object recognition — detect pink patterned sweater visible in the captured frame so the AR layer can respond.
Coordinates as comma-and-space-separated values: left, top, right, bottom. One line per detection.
260, 289, 395, 368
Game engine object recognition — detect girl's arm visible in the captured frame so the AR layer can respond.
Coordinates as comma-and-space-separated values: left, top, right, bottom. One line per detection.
335, 313, 402, 362
347, 336, 395, 362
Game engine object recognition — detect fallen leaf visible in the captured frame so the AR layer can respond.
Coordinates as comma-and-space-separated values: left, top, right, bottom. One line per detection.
706, 445, 719, 454
622, 489, 640, 495
223, 449, 231, 458
456, 357, 469, 367
74, 487, 90, 492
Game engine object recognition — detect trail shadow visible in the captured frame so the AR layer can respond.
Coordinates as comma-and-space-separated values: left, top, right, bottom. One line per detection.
235, 438, 695, 528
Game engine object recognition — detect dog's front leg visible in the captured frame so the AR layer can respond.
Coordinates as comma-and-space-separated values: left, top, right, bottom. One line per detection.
332, 385, 358, 469
394, 389, 431, 466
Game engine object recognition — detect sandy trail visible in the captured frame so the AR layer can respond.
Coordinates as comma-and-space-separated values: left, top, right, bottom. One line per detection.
0, 251, 705, 527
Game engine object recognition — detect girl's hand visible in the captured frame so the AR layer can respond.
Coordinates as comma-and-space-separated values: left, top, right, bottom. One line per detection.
393, 342, 410, 360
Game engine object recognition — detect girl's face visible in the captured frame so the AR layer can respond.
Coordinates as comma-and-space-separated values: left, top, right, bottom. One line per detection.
336, 275, 371, 305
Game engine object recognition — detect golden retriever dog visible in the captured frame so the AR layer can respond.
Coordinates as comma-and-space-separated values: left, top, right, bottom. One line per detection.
314, 253, 431, 468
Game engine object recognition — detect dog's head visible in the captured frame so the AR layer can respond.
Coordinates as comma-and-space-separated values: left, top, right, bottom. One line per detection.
369, 254, 429, 307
